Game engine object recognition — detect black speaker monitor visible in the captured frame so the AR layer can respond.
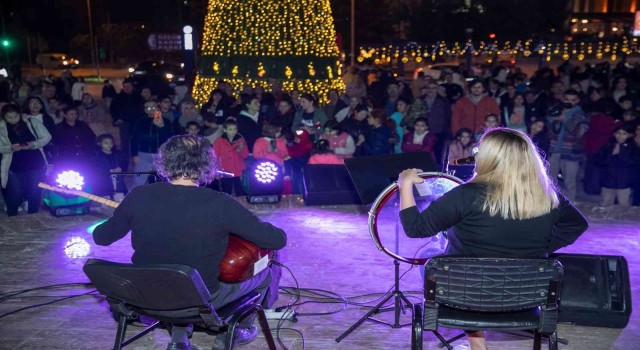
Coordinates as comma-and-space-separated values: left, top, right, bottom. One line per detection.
551, 253, 632, 328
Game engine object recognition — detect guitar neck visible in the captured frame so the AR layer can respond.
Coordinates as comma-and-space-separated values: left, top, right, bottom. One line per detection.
74, 192, 119, 208
38, 182, 119, 208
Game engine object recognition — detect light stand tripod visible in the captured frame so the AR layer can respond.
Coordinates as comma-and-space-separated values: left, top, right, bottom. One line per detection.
336, 196, 415, 342
335, 258, 413, 342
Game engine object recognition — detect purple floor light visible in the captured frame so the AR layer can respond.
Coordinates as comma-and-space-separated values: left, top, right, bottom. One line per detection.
254, 161, 279, 184
56, 170, 85, 191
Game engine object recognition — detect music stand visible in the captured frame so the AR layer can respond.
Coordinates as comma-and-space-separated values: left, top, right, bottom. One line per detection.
336, 152, 436, 343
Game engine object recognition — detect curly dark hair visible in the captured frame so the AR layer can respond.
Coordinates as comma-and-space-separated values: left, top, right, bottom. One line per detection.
154, 135, 219, 184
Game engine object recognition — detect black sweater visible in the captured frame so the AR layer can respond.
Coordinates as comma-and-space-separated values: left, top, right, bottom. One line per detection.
93, 183, 287, 291
400, 183, 588, 257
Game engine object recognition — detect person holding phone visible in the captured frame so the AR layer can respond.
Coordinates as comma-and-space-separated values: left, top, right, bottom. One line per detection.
0, 103, 52, 216
130, 100, 174, 188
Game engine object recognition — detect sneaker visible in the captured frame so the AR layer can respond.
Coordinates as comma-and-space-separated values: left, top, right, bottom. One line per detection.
166, 342, 192, 350
213, 326, 258, 349
452, 340, 471, 350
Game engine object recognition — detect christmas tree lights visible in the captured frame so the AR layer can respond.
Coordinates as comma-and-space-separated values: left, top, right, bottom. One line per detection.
193, 0, 344, 105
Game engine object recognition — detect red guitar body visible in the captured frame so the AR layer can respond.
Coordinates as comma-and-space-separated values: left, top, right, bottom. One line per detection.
220, 235, 272, 283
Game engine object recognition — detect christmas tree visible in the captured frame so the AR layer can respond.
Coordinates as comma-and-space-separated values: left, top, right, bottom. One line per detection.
192, 0, 344, 105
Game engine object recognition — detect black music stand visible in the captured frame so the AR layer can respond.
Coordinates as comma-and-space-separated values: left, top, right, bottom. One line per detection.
335, 152, 437, 343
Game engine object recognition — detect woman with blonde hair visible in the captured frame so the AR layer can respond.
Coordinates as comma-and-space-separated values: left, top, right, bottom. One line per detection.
398, 128, 588, 350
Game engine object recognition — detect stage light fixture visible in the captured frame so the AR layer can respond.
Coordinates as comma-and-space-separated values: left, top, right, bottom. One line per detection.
242, 160, 284, 204
44, 170, 92, 217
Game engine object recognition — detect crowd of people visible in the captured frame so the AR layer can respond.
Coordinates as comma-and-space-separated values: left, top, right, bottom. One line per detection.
1, 58, 640, 216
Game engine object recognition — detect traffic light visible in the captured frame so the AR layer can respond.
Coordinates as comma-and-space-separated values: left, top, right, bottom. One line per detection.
1, 39, 9, 48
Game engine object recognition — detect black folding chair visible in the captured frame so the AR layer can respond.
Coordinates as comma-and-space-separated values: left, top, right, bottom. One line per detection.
412, 256, 563, 350
83, 258, 276, 350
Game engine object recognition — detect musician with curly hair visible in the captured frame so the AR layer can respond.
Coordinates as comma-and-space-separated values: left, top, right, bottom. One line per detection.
93, 135, 287, 350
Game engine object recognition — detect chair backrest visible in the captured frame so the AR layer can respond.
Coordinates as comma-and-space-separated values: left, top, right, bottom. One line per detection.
83, 258, 212, 311
424, 257, 563, 312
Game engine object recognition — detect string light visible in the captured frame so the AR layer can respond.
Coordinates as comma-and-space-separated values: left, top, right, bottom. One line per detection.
357, 36, 639, 65
193, 0, 344, 105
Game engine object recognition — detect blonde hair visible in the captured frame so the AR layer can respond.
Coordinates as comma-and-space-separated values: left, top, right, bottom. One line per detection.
470, 128, 559, 220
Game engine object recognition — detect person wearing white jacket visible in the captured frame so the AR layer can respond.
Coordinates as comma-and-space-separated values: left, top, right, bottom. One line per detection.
0, 103, 51, 216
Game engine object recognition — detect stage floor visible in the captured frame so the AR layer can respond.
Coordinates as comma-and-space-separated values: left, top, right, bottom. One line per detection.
0, 196, 638, 350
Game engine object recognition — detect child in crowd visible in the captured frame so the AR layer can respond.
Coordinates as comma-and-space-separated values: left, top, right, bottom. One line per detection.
475, 113, 500, 142
253, 123, 290, 166
202, 116, 223, 145
320, 120, 355, 159
595, 126, 639, 207
357, 109, 392, 156
213, 119, 249, 195
185, 121, 201, 137
448, 127, 476, 165
93, 134, 128, 201
401, 117, 437, 162
308, 139, 344, 165
529, 119, 551, 160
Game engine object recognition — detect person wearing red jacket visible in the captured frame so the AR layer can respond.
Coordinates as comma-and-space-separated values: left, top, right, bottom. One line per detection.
284, 128, 313, 194
451, 79, 500, 134
253, 123, 289, 166
213, 119, 249, 195
402, 117, 437, 163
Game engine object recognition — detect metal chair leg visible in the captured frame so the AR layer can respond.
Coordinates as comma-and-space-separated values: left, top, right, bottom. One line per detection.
411, 304, 423, 350
533, 330, 542, 350
256, 307, 277, 350
113, 315, 128, 350
548, 331, 559, 350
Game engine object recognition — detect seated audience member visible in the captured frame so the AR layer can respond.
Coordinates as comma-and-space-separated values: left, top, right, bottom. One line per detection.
93, 135, 287, 350
308, 139, 345, 165
474, 114, 499, 142
252, 123, 289, 166
357, 109, 392, 156
401, 117, 437, 161
448, 128, 476, 165
320, 120, 355, 159
185, 121, 202, 137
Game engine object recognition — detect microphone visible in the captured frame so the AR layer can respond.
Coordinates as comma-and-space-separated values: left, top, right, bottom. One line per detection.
453, 156, 475, 165
216, 170, 235, 178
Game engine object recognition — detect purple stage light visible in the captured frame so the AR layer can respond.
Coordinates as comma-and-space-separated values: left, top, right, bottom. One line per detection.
56, 170, 85, 190
254, 161, 279, 184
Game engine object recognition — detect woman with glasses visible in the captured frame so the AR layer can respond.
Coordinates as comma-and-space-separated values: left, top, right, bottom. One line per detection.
130, 100, 174, 188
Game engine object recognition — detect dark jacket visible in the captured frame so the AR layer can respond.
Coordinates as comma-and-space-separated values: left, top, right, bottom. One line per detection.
424, 95, 452, 134
235, 111, 266, 153
93, 149, 128, 196
54, 120, 96, 162
130, 117, 174, 156
110, 91, 145, 125
595, 140, 639, 189
362, 125, 392, 156
400, 183, 588, 257
93, 183, 287, 292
